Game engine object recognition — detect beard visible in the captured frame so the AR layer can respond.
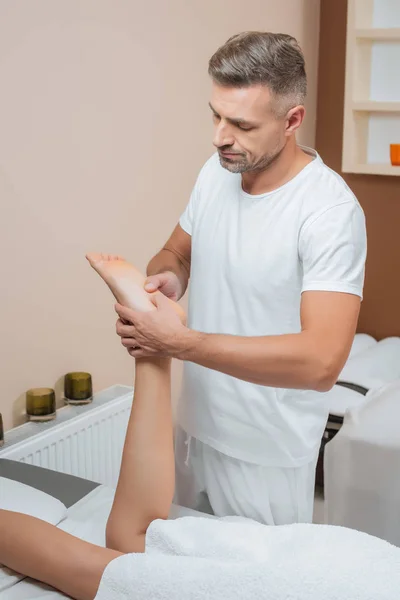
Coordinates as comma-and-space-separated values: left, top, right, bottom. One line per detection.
218, 145, 285, 174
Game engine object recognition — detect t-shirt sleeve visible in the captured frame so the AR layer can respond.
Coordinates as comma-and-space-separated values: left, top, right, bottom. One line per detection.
179, 154, 215, 236
179, 184, 197, 236
299, 201, 367, 299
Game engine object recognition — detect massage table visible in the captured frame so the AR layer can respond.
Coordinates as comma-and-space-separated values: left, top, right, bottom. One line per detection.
2, 455, 400, 599
0, 459, 208, 599
315, 382, 368, 486
315, 335, 400, 487
324, 379, 400, 547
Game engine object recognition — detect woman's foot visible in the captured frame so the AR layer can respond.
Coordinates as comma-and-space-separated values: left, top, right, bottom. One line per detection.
86, 253, 186, 322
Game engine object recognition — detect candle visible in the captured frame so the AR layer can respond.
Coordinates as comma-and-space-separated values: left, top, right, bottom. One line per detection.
26, 388, 56, 422
64, 372, 93, 405
390, 144, 400, 167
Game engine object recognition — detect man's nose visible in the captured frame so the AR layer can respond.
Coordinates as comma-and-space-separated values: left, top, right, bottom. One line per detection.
213, 122, 234, 148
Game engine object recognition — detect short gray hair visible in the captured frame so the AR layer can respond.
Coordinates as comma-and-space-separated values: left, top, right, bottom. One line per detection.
208, 31, 307, 114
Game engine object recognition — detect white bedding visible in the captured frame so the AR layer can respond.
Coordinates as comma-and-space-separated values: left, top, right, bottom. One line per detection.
339, 336, 400, 391
328, 334, 400, 417
325, 380, 400, 547
5, 482, 400, 600
2, 485, 209, 600
325, 384, 368, 417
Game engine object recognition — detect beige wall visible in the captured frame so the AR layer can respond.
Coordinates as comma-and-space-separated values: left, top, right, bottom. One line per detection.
0, 0, 320, 430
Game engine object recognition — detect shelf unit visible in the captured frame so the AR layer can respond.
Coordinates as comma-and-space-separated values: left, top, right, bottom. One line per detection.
355, 28, 400, 40
348, 164, 400, 176
342, 0, 400, 176
352, 101, 400, 112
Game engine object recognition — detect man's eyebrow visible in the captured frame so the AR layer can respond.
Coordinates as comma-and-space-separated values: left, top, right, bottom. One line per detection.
208, 102, 256, 127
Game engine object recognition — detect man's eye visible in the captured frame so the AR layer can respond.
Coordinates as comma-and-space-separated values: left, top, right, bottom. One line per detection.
212, 114, 221, 121
237, 124, 253, 131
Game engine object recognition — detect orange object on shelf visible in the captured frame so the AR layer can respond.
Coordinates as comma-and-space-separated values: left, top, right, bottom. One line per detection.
390, 144, 400, 166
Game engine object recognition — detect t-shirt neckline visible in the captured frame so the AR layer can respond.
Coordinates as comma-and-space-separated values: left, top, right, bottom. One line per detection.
240, 145, 320, 200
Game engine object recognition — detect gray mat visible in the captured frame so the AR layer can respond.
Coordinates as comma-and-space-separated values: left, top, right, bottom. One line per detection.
0, 459, 100, 508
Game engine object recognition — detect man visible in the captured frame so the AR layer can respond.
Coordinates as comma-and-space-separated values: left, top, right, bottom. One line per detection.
115, 31, 367, 525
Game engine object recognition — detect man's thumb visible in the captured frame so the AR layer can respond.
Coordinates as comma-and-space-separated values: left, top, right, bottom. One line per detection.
144, 274, 163, 292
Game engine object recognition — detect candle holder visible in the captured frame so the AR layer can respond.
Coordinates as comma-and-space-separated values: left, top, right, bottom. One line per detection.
26, 388, 56, 422
0, 413, 4, 447
64, 372, 93, 405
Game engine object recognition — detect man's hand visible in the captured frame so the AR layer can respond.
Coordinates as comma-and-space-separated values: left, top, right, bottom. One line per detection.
144, 271, 183, 302
115, 293, 191, 358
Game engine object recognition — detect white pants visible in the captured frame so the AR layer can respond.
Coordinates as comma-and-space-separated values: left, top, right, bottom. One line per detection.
174, 426, 318, 525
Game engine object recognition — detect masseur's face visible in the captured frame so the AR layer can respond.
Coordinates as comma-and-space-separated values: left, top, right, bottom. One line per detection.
210, 82, 303, 174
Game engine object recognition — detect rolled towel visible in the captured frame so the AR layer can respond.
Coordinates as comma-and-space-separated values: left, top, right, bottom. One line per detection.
95, 515, 400, 600
338, 336, 400, 390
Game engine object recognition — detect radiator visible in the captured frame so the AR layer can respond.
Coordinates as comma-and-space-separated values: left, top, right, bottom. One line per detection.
0, 384, 133, 488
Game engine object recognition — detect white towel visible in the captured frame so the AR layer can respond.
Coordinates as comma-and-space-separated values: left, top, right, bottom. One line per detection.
339, 336, 400, 390
95, 515, 400, 600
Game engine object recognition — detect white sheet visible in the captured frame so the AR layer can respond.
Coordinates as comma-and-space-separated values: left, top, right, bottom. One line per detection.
324, 379, 400, 547
325, 384, 368, 417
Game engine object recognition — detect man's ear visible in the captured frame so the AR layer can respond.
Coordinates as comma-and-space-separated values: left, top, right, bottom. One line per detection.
285, 105, 305, 136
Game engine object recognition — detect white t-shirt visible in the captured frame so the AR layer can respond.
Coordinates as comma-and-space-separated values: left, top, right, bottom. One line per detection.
177, 147, 367, 467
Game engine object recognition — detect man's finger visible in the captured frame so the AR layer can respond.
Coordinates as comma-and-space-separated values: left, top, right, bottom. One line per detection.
121, 337, 139, 348
144, 275, 159, 292
116, 320, 135, 336
115, 303, 139, 322
144, 273, 169, 292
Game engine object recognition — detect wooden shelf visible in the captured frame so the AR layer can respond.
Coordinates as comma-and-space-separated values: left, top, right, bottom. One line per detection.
352, 102, 400, 112
355, 28, 400, 40
342, 1, 400, 176
343, 163, 400, 176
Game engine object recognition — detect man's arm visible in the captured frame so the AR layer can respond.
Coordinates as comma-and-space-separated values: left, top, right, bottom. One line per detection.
178, 291, 360, 392
146, 224, 191, 300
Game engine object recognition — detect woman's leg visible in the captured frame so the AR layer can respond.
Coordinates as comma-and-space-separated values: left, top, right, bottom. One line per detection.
106, 356, 174, 552
0, 255, 180, 598
86, 253, 177, 551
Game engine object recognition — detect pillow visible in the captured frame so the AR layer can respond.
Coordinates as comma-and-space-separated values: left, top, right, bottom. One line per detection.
0, 476, 67, 592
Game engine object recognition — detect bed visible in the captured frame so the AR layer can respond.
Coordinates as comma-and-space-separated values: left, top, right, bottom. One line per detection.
2, 456, 400, 600
0, 459, 206, 599
315, 335, 400, 486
